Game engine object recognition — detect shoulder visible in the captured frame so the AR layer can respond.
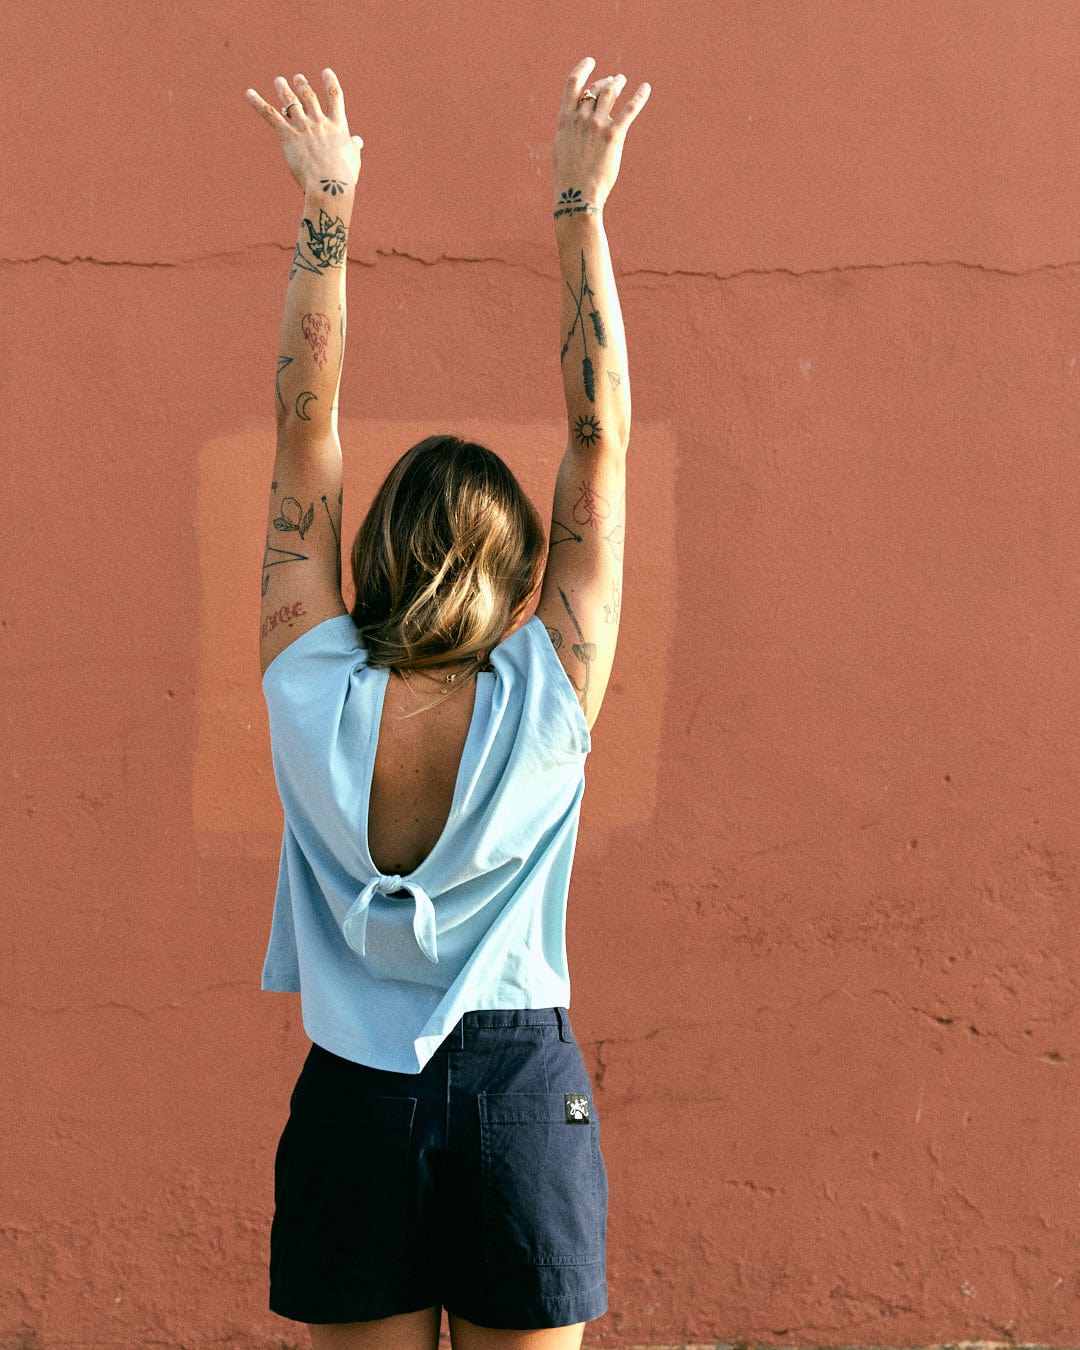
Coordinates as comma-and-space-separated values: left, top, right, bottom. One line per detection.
491, 615, 591, 756
490, 613, 557, 677
262, 613, 366, 701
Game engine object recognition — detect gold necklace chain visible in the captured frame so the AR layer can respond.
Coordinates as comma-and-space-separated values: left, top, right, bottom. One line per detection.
394, 666, 469, 718
410, 666, 462, 686
391, 656, 488, 717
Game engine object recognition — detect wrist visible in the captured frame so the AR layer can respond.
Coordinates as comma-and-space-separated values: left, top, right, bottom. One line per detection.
553, 186, 604, 222
303, 181, 357, 219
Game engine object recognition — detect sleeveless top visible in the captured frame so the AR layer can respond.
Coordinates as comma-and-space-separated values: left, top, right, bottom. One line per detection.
260, 613, 591, 1073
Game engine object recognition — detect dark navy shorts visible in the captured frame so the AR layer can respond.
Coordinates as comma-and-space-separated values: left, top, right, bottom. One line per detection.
269, 1007, 609, 1329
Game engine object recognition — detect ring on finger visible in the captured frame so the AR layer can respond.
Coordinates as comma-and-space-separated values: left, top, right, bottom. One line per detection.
579, 89, 597, 104
281, 100, 301, 117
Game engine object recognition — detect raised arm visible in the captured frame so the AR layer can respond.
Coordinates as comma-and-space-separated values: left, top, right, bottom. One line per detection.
535, 59, 651, 730
244, 69, 363, 673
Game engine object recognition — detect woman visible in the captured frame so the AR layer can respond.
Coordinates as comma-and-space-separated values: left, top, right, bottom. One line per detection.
243, 57, 650, 1350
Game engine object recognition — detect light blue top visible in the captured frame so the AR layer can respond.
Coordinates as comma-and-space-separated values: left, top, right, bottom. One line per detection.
260, 613, 591, 1073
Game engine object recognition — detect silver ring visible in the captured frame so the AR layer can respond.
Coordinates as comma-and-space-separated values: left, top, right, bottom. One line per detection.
281, 101, 300, 117
579, 90, 597, 104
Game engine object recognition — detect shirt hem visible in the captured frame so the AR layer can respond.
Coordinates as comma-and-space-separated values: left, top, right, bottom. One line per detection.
261, 972, 301, 993
301, 989, 572, 1074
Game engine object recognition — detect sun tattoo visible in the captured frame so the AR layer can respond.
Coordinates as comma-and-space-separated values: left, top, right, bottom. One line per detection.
575, 414, 602, 447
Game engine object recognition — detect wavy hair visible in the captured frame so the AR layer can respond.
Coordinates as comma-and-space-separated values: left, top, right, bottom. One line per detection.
350, 435, 547, 674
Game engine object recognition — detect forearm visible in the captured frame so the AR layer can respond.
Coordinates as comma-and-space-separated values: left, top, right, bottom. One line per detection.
275, 183, 355, 445
555, 209, 630, 454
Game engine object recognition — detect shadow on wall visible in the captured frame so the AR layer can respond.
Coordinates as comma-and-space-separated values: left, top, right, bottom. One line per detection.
194, 417, 677, 858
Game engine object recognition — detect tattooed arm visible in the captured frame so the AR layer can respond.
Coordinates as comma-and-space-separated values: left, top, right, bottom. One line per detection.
535, 59, 651, 730
245, 68, 362, 673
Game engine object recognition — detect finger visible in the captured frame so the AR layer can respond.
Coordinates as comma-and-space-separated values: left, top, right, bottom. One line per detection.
575, 77, 604, 115
274, 75, 305, 122
593, 73, 626, 118
560, 56, 596, 118
244, 86, 294, 133
611, 81, 651, 135
293, 72, 324, 118
323, 67, 346, 122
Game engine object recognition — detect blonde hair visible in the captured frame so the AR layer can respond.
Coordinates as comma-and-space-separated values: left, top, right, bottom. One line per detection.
350, 435, 546, 674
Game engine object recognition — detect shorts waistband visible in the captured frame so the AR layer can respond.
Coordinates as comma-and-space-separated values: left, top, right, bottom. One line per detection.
440, 1006, 573, 1051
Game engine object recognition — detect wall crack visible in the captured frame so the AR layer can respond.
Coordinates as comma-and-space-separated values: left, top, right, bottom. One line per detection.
4, 249, 1080, 281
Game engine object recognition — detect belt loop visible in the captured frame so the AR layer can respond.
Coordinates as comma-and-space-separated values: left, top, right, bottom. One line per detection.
555, 1007, 572, 1042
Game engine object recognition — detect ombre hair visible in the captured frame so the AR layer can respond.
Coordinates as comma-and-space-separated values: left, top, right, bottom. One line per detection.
350, 435, 547, 673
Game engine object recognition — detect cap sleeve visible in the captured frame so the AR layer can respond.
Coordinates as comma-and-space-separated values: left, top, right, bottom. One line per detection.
494, 615, 591, 758
262, 615, 365, 703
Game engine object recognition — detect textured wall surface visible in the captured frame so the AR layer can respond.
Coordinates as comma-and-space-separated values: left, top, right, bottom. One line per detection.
4, 1, 1080, 1347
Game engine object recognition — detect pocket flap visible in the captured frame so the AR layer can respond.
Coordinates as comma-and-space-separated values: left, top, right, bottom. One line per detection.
479, 1091, 595, 1125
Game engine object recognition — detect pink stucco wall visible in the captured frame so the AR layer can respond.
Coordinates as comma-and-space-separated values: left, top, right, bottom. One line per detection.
4, 2, 1080, 1347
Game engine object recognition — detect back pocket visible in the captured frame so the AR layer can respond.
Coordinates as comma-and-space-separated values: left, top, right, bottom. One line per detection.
275, 1091, 416, 1268
478, 1091, 605, 1266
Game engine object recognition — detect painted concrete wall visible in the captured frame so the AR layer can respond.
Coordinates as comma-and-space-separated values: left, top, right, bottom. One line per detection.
4, 2, 1080, 1347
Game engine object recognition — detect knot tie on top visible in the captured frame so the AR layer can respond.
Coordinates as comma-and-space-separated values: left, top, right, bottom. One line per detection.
343, 874, 439, 964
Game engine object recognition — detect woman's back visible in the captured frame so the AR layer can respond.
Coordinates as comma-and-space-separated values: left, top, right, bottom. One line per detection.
261, 614, 590, 1073
368, 674, 479, 876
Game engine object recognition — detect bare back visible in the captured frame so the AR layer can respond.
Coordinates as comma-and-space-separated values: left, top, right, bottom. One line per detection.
366, 672, 479, 876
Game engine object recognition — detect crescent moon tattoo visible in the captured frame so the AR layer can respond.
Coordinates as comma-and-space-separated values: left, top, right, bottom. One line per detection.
295, 390, 318, 421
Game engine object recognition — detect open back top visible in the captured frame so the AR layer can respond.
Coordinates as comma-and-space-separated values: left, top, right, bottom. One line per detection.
260, 612, 592, 1073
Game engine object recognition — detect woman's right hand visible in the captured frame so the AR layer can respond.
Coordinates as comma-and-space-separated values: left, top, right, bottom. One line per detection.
552, 57, 650, 215
245, 67, 363, 196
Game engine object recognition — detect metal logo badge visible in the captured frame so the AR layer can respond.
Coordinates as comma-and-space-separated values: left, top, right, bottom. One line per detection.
565, 1093, 590, 1124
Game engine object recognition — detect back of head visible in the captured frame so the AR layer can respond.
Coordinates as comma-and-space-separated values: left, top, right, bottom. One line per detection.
350, 435, 546, 671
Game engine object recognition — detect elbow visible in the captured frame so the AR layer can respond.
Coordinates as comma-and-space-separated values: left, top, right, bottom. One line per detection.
605, 422, 631, 458
605, 407, 631, 454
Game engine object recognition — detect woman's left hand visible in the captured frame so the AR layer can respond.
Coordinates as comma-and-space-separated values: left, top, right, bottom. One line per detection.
553, 58, 650, 214
245, 68, 363, 195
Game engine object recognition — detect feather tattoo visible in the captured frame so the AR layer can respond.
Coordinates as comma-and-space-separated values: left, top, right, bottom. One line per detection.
561, 253, 606, 403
